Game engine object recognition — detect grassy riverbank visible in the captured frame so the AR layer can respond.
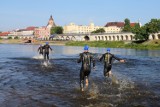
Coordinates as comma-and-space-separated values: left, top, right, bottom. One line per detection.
0, 39, 67, 45
66, 40, 160, 50
1, 39, 160, 50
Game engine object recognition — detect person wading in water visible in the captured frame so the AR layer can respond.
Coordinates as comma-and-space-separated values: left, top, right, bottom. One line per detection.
43, 42, 52, 61
99, 48, 125, 77
38, 44, 44, 56
77, 45, 95, 91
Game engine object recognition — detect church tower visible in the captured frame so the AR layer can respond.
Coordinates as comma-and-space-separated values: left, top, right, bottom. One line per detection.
47, 15, 56, 28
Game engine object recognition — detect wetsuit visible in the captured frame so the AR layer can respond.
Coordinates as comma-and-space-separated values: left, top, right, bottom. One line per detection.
38, 46, 44, 55
43, 44, 52, 60
77, 52, 95, 90
99, 52, 122, 76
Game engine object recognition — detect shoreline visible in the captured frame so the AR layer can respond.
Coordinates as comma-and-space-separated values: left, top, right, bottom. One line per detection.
65, 40, 160, 50
0, 39, 67, 46
1, 39, 160, 50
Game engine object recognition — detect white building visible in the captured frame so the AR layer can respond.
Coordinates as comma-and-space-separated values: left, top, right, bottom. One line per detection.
63, 22, 103, 34
8, 27, 36, 36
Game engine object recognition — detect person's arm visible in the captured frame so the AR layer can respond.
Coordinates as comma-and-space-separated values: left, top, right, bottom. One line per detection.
112, 54, 125, 62
38, 47, 40, 52
90, 53, 95, 68
99, 54, 104, 61
120, 59, 125, 62
49, 45, 52, 51
77, 53, 82, 63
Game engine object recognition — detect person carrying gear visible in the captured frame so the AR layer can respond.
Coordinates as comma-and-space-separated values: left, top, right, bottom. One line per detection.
77, 45, 95, 91
38, 44, 44, 55
99, 48, 125, 77
43, 42, 52, 60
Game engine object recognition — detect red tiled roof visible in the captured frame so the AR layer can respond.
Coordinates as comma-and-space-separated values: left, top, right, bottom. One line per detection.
0, 32, 10, 36
105, 22, 137, 27
26, 26, 36, 31
105, 22, 124, 27
130, 23, 136, 27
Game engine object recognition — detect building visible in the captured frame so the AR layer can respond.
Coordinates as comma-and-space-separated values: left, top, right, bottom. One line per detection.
63, 22, 103, 34
34, 15, 56, 40
8, 26, 36, 36
0, 32, 10, 38
104, 22, 138, 33
104, 26, 121, 33
63, 21, 138, 34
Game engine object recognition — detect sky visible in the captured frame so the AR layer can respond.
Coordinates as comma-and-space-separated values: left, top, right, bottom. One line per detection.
0, 0, 160, 31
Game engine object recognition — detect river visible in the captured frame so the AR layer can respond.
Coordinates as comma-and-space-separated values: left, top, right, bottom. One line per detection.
0, 44, 160, 107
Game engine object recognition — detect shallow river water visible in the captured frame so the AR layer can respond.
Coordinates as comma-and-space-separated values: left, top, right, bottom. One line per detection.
0, 44, 160, 107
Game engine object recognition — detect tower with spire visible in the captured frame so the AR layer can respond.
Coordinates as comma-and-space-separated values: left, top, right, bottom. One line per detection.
47, 15, 56, 28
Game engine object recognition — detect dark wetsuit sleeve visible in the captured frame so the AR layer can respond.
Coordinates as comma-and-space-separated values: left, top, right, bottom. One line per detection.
99, 54, 104, 61
77, 53, 82, 63
91, 54, 95, 67
112, 54, 122, 61
49, 46, 52, 51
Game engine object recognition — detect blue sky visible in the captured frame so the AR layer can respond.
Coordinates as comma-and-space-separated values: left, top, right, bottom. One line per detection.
0, 0, 160, 31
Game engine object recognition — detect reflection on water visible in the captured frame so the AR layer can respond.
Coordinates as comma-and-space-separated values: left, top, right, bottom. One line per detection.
0, 44, 160, 107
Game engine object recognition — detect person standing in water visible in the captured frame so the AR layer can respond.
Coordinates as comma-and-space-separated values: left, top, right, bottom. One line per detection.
77, 45, 95, 91
43, 42, 52, 60
99, 48, 125, 77
38, 44, 44, 55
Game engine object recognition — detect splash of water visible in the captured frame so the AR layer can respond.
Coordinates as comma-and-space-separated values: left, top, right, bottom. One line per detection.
87, 82, 99, 99
42, 60, 51, 67
32, 54, 44, 59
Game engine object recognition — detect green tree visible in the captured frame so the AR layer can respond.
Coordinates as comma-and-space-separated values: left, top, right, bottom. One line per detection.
122, 18, 132, 32
14, 36, 19, 39
132, 23, 149, 40
132, 23, 141, 40
145, 19, 160, 34
138, 26, 149, 40
91, 28, 105, 33
8, 36, 12, 39
51, 26, 63, 34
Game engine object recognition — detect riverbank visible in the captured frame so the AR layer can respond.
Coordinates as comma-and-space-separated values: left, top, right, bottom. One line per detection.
1, 39, 160, 50
0, 39, 67, 46
66, 40, 160, 50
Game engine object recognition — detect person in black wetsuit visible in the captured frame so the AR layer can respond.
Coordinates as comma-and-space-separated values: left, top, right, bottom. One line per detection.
77, 45, 95, 91
38, 44, 44, 55
99, 48, 125, 77
43, 42, 52, 60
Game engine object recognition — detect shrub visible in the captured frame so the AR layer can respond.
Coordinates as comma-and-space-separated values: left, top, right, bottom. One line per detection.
7, 36, 12, 39
14, 36, 19, 39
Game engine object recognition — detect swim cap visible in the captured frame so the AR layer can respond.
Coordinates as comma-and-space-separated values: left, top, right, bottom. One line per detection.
107, 48, 110, 52
84, 45, 89, 50
46, 42, 49, 45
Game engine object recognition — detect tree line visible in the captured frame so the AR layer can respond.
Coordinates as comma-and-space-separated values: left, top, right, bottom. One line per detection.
123, 18, 160, 41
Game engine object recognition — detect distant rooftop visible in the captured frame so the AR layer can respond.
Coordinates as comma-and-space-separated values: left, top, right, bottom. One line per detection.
0, 32, 10, 36
105, 22, 137, 27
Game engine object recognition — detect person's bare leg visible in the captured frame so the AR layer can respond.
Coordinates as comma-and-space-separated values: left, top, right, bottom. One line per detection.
80, 80, 84, 91
85, 76, 89, 87
108, 71, 112, 77
81, 88, 84, 91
